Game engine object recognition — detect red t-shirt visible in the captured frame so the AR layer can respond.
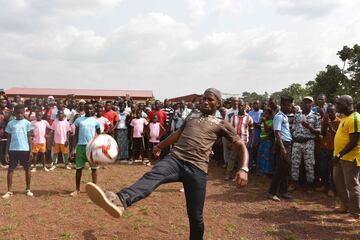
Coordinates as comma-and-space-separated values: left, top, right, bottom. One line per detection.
148, 110, 167, 135
102, 110, 119, 125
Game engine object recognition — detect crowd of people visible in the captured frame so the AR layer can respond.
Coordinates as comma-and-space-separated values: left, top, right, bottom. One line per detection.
0, 90, 359, 226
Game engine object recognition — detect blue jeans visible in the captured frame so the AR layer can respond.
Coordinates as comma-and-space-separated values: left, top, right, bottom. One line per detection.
319, 149, 335, 190
117, 155, 207, 240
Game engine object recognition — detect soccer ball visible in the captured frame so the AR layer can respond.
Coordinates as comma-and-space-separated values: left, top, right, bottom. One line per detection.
86, 134, 119, 164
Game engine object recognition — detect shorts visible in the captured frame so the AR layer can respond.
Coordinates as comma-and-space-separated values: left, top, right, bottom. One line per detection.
75, 145, 98, 170
132, 137, 145, 151
32, 143, 46, 153
53, 144, 69, 154
9, 151, 31, 171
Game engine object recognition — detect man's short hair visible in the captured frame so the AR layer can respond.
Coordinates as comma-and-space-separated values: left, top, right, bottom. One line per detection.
14, 104, 25, 111
280, 96, 293, 104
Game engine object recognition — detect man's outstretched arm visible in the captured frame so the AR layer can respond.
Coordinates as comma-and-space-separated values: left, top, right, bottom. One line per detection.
233, 139, 249, 188
153, 129, 183, 157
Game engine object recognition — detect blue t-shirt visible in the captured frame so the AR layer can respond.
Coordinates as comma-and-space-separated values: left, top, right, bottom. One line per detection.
5, 119, 33, 151
273, 111, 292, 142
249, 109, 263, 124
74, 116, 100, 145
249, 109, 263, 144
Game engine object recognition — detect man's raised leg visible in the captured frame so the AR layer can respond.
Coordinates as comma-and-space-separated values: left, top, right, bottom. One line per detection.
86, 155, 182, 217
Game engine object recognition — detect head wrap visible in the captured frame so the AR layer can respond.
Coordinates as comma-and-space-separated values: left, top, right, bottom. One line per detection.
204, 88, 222, 102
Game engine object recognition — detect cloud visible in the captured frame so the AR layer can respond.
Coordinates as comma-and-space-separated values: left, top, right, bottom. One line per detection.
0, 0, 123, 33
187, 0, 206, 19
269, 0, 346, 18
0, 0, 360, 100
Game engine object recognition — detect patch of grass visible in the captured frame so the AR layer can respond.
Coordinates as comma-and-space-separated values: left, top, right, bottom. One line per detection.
2, 200, 12, 206
269, 228, 299, 240
132, 222, 141, 231
122, 210, 133, 219
60, 232, 75, 240
139, 206, 149, 215
0, 224, 14, 235
349, 229, 360, 234
225, 223, 236, 235
292, 222, 306, 229
98, 223, 108, 231
30, 214, 44, 225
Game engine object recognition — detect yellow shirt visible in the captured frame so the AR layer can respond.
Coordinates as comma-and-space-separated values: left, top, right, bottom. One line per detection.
334, 112, 360, 166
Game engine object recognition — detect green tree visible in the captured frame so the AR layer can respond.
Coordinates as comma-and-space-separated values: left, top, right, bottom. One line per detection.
307, 65, 347, 102
270, 83, 310, 104
336, 44, 360, 101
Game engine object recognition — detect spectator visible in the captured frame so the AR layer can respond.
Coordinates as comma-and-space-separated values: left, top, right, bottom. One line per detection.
256, 108, 274, 176
268, 96, 293, 201
333, 95, 360, 223
316, 104, 339, 197
2, 104, 34, 199
116, 102, 130, 161
291, 96, 321, 192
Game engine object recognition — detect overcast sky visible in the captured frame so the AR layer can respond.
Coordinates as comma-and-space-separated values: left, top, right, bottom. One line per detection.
1, 0, 359, 100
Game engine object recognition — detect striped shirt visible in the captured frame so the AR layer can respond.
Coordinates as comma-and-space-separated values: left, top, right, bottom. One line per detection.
162, 107, 174, 127
236, 113, 254, 144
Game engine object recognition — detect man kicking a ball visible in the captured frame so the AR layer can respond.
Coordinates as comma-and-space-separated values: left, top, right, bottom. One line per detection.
86, 88, 249, 240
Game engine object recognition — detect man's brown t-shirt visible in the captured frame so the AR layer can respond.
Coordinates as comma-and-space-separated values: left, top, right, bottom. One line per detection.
170, 112, 240, 173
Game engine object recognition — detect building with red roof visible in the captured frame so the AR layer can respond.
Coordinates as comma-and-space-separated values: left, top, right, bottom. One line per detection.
5, 87, 154, 102
168, 94, 202, 103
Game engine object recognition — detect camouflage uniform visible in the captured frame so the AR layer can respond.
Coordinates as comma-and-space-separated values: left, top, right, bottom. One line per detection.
291, 111, 320, 183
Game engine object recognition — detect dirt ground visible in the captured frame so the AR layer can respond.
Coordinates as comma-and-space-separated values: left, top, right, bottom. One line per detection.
0, 162, 359, 240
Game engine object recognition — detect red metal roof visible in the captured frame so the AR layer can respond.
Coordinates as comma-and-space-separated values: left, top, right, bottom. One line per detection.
168, 94, 202, 103
5, 88, 153, 98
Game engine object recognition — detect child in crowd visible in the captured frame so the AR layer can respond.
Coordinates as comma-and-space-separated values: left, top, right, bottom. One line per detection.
70, 103, 101, 197
31, 111, 51, 172
147, 115, 165, 165
50, 110, 71, 170
130, 109, 148, 164
116, 102, 129, 161
2, 104, 34, 199
94, 106, 112, 134
256, 108, 274, 176
316, 104, 340, 197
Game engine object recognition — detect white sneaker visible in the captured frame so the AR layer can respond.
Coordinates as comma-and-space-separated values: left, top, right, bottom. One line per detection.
66, 165, 72, 170
26, 190, 34, 197
44, 167, 50, 172
70, 190, 80, 197
2, 192, 13, 199
50, 165, 56, 171
0, 163, 8, 169
31, 168, 37, 173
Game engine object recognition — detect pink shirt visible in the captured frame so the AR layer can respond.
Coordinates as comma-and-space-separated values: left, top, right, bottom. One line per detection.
26, 110, 36, 121
95, 116, 111, 133
130, 118, 148, 138
31, 120, 50, 144
51, 119, 71, 144
149, 122, 161, 143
